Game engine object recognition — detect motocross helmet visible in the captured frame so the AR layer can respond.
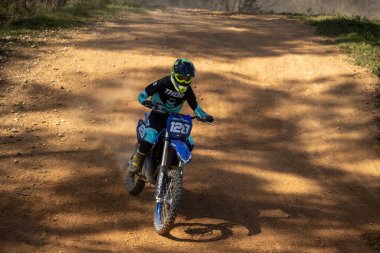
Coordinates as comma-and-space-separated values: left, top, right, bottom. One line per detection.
170, 58, 195, 94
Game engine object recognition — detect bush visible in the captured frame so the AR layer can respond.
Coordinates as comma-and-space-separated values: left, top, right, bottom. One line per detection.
300, 15, 380, 77
0, 1, 66, 27
0, 0, 141, 29
69, 0, 111, 9
0, 1, 31, 26
118, 0, 141, 7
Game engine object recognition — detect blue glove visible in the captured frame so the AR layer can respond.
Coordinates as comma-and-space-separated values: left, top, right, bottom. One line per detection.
138, 90, 148, 105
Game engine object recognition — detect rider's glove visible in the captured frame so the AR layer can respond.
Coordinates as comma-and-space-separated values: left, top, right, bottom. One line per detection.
138, 90, 148, 105
194, 105, 213, 123
205, 115, 214, 123
142, 100, 154, 108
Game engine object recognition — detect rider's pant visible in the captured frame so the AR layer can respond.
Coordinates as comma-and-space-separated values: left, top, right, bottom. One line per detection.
139, 111, 194, 154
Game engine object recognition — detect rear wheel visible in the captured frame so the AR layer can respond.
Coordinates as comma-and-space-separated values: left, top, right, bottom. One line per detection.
124, 145, 145, 196
154, 169, 183, 235
125, 168, 145, 196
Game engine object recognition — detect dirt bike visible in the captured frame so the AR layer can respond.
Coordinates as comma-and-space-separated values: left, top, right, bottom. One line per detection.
124, 100, 213, 235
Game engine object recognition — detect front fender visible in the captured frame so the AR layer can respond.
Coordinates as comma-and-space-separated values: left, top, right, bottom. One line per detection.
170, 140, 192, 165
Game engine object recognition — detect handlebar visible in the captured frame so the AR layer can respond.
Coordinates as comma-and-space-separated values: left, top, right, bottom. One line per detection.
142, 100, 214, 124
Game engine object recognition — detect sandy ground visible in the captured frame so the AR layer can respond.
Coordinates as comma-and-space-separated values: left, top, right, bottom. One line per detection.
0, 8, 379, 253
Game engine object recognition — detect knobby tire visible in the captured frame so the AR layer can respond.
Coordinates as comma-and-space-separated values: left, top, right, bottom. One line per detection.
154, 169, 183, 235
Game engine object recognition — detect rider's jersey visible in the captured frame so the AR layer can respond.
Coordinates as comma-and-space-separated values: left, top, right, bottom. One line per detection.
145, 76, 198, 113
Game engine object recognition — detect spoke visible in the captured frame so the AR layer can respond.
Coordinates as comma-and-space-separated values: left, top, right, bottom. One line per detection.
163, 204, 169, 223
162, 179, 173, 224
161, 205, 166, 224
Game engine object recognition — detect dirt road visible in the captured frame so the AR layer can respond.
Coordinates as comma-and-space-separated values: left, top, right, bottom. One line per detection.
1, 8, 379, 253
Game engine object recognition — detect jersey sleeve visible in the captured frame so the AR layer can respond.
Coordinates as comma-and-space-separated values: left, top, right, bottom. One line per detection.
145, 78, 165, 96
186, 86, 199, 111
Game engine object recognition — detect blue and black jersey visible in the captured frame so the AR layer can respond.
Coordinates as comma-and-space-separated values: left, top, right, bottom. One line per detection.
137, 75, 208, 147
143, 76, 198, 113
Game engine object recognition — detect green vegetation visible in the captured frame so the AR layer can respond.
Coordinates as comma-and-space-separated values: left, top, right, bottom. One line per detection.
297, 15, 380, 77
0, 0, 143, 37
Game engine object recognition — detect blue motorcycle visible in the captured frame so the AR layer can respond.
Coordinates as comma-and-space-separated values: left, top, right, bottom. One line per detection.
125, 101, 213, 235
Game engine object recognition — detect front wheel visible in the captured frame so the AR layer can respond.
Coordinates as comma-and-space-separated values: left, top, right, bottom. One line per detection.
154, 169, 183, 235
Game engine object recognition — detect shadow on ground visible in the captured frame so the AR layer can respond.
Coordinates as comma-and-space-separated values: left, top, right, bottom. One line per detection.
0, 8, 379, 253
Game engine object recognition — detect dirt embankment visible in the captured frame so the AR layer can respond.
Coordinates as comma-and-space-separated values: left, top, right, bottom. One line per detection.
0, 8, 379, 253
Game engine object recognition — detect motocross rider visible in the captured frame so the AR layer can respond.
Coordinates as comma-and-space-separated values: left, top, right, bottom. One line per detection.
129, 58, 214, 173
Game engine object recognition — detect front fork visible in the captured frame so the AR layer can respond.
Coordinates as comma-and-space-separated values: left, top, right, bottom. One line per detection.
155, 131, 183, 203
156, 131, 169, 203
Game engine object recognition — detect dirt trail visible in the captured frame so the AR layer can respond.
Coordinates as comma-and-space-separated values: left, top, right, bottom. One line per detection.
1, 8, 379, 253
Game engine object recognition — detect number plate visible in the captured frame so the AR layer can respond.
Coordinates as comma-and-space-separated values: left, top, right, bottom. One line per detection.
166, 115, 193, 140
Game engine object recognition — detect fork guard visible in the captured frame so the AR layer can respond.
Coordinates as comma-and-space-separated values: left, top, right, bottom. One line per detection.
170, 140, 192, 165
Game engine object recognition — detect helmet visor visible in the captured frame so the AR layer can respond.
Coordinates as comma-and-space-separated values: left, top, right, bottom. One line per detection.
174, 73, 193, 84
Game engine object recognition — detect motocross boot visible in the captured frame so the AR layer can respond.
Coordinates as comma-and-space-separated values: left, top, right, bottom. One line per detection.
128, 151, 145, 173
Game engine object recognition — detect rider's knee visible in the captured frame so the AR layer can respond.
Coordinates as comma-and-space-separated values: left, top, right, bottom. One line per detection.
144, 128, 158, 144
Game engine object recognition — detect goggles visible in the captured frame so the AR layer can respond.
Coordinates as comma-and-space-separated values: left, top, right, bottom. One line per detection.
174, 73, 193, 85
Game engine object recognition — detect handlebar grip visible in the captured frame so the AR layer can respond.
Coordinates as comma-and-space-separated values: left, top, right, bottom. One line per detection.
142, 100, 154, 108
142, 101, 213, 124
196, 115, 214, 123
142, 100, 166, 112
205, 115, 214, 123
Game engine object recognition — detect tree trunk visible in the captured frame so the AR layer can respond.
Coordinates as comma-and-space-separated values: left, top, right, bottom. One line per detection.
224, 0, 230, 11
